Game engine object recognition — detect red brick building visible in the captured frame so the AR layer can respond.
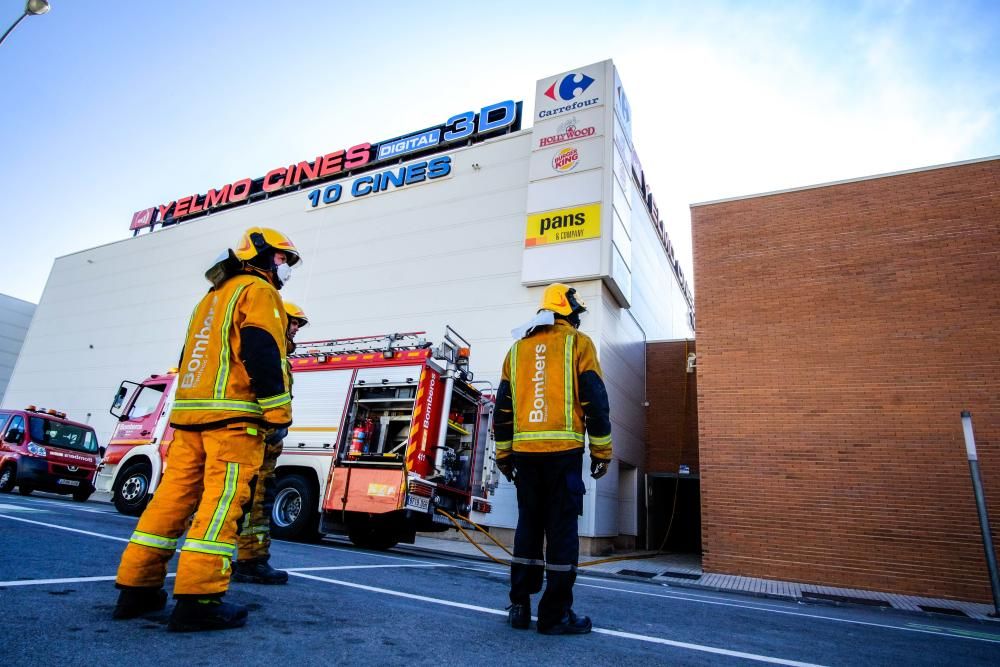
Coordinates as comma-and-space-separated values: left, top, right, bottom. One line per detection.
690, 156, 1000, 602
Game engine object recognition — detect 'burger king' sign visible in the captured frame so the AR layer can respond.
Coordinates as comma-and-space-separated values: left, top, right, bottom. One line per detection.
551, 147, 579, 173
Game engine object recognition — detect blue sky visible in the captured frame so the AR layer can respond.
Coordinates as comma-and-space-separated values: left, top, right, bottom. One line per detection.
1, 0, 998, 303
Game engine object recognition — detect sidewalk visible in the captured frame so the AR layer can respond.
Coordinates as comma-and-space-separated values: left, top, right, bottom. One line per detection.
398, 533, 1000, 623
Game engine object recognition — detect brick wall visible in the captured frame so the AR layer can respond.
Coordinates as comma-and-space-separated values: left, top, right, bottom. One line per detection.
646, 340, 699, 475
691, 158, 1000, 602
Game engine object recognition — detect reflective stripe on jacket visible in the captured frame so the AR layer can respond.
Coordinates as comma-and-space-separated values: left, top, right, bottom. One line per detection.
169, 273, 292, 429
494, 319, 612, 460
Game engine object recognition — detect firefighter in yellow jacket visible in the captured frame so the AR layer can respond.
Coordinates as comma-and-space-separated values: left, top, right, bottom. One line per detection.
232, 301, 309, 584
113, 227, 301, 632
495, 283, 612, 635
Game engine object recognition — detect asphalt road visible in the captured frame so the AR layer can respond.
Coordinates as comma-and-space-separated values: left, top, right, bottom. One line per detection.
1, 492, 999, 666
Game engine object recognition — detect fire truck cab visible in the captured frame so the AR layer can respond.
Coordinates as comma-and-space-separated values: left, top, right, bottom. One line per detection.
96, 372, 177, 515
97, 328, 498, 550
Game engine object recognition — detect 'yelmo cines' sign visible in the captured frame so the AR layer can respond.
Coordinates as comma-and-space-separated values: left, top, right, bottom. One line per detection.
524, 203, 601, 247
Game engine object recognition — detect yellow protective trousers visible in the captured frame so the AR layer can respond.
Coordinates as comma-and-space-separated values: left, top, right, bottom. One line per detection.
235, 438, 282, 561
115, 424, 263, 596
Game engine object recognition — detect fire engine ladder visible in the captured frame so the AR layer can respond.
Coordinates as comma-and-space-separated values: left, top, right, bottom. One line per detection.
291, 331, 432, 360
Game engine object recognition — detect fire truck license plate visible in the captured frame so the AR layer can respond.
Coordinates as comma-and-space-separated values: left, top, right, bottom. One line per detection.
57, 479, 80, 486
406, 496, 429, 512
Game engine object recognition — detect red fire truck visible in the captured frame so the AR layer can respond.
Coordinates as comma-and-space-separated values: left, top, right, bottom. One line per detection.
96, 329, 498, 549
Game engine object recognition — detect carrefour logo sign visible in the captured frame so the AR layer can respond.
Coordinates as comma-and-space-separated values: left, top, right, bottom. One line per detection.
535, 63, 603, 120
544, 73, 595, 101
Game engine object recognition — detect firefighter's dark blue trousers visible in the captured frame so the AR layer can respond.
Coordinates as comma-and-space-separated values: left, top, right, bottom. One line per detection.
509, 450, 585, 625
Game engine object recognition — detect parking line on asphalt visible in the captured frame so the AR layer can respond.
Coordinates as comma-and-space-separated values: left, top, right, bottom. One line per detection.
0, 567, 444, 588
9, 509, 994, 649
3, 495, 134, 518
0, 513, 130, 542
382, 560, 1000, 646
289, 571, 823, 667
0, 511, 442, 567
0, 574, 177, 587
574, 581, 1000, 645
0, 503, 47, 512
0, 575, 117, 587
286, 538, 436, 564
288, 564, 450, 572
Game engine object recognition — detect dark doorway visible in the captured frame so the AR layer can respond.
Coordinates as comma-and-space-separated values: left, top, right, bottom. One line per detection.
646, 475, 701, 553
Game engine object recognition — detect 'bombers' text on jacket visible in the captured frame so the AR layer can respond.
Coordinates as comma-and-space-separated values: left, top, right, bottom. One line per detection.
494, 319, 612, 461
169, 273, 292, 430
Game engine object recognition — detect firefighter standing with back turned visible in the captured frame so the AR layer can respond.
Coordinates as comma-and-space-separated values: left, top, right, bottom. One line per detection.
112, 227, 301, 632
494, 283, 613, 635
232, 301, 309, 584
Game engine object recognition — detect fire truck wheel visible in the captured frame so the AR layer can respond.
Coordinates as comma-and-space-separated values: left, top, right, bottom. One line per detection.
0, 465, 15, 493
271, 474, 319, 542
18, 485, 33, 496
113, 461, 152, 516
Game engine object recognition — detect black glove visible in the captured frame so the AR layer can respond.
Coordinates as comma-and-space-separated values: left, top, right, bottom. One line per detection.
497, 457, 516, 483
264, 427, 288, 445
590, 457, 609, 480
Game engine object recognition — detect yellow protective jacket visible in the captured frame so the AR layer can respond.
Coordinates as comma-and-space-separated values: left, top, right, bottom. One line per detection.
169, 273, 292, 430
494, 319, 612, 460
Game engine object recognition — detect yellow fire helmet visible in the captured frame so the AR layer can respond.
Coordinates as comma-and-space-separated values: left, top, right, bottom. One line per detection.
234, 227, 302, 267
283, 300, 309, 326
539, 282, 587, 316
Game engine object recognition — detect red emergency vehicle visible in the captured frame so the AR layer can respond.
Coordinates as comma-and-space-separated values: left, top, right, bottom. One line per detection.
0, 406, 103, 501
97, 371, 177, 515
96, 329, 498, 549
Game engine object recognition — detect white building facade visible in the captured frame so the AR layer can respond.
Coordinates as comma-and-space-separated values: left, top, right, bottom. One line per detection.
4, 60, 693, 549
0, 293, 35, 406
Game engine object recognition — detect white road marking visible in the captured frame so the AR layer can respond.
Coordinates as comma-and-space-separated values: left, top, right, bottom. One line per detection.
0, 574, 175, 587
5, 496, 133, 518
281, 538, 435, 564
0, 566, 444, 588
288, 564, 450, 572
0, 514, 129, 542
574, 582, 1000, 645
289, 571, 823, 667
0, 503, 47, 512
5, 512, 994, 647
1, 575, 117, 587
343, 559, 1000, 646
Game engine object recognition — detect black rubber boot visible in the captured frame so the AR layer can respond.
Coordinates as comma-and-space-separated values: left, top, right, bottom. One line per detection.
537, 610, 592, 635
507, 602, 530, 630
231, 557, 289, 585
112, 586, 167, 620
167, 598, 248, 632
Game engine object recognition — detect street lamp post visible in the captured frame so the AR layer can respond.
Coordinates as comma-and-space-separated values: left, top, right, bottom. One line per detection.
0, 0, 50, 48
961, 411, 1000, 618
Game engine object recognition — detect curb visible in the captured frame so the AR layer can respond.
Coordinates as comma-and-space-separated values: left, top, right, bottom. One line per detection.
390, 542, 1000, 623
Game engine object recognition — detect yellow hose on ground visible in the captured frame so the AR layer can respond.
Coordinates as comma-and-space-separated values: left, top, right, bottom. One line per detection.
436, 509, 662, 568
455, 512, 513, 556
436, 509, 509, 565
